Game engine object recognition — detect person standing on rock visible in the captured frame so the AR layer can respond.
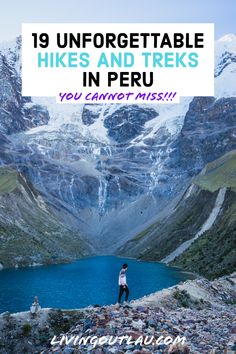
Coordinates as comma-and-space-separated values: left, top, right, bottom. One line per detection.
118, 263, 129, 304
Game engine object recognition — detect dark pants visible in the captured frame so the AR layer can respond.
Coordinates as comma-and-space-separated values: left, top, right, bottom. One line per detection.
118, 285, 129, 303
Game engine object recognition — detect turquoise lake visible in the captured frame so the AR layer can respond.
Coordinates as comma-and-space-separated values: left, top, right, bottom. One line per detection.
0, 256, 193, 313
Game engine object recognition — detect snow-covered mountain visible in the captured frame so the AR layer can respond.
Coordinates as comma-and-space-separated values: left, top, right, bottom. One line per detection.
0, 34, 236, 267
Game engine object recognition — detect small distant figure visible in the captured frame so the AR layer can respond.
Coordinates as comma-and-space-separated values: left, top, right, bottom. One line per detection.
118, 263, 129, 304
30, 296, 41, 316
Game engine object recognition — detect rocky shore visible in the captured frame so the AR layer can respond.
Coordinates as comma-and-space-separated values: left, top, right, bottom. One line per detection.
0, 274, 235, 354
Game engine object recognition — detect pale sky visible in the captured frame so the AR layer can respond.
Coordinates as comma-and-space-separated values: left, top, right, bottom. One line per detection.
0, 0, 235, 42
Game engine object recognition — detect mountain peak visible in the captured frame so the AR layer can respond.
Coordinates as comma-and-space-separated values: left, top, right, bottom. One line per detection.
218, 33, 236, 43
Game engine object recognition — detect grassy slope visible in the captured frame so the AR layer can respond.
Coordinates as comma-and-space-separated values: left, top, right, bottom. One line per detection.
0, 168, 18, 194
116, 188, 217, 261
171, 190, 236, 279
172, 151, 236, 279
194, 150, 236, 192
0, 167, 91, 268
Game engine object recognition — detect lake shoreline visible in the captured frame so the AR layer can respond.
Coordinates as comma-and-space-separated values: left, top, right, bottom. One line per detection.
0, 272, 235, 353
0, 255, 192, 314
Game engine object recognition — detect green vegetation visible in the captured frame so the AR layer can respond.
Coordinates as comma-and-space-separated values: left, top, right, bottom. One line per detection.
173, 288, 207, 309
194, 150, 236, 192
172, 190, 236, 279
136, 189, 216, 261
48, 310, 83, 334
173, 289, 191, 308
22, 323, 32, 336
133, 223, 159, 241
0, 167, 90, 269
117, 188, 216, 261
172, 151, 236, 279
0, 168, 18, 194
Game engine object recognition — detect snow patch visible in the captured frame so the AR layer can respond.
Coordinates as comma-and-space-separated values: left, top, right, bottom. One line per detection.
132, 97, 192, 146
36, 195, 49, 213
98, 176, 108, 214
23, 102, 37, 109
27, 98, 110, 143
184, 184, 196, 200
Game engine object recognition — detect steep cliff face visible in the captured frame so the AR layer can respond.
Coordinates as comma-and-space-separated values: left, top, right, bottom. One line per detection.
0, 168, 92, 269
176, 96, 236, 174
115, 185, 218, 260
